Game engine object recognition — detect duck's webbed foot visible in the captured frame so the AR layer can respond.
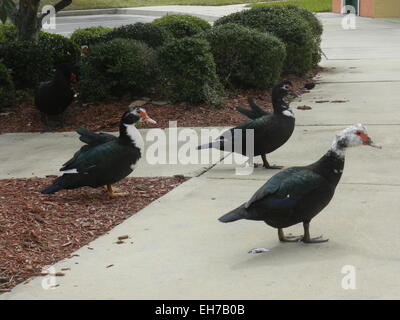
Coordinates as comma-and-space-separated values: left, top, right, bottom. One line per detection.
302, 235, 329, 244
106, 184, 128, 198
261, 154, 283, 170
278, 228, 303, 242
302, 222, 329, 244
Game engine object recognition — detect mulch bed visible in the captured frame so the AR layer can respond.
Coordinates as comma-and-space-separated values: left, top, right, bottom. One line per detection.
0, 68, 320, 134
0, 176, 187, 291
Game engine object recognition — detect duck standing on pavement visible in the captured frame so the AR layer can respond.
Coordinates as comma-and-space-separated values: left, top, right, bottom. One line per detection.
197, 80, 299, 169
218, 124, 381, 244
41, 107, 156, 197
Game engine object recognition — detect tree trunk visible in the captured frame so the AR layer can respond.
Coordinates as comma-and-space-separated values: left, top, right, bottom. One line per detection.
15, 0, 41, 42
14, 0, 72, 42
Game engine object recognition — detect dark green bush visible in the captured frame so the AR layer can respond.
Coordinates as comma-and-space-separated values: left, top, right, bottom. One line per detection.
284, 5, 323, 66
158, 37, 223, 105
78, 38, 159, 102
0, 41, 52, 89
0, 62, 15, 110
215, 6, 316, 75
38, 32, 80, 66
152, 14, 211, 39
70, 26, 112, 46
199, 23, 286, 89
102, 23, 169, 48
0, 23, 16, 42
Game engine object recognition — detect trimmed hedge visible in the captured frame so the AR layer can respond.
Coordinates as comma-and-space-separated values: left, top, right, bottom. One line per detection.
199, 23, 286, 89
78, 38, 159, 102
70, 26, 112, 46
38, 32, 80, 66
0, 41, 53, 89
152, 14, 211, 39
101, 23, 170, 48
0, 27, 79, 89
214, 6, 316, 75
284, 5, 323, 66
0, 62, 15, 110
158, 37, 223, 105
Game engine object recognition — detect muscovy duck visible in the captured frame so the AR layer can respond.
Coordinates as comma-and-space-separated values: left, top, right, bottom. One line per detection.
197, 80, 299, 169
35, 63, 79, 129
219, 124, 381, 243
41, 107, 156, 197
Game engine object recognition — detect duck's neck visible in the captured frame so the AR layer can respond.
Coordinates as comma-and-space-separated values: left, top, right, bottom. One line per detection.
55, 69, 70, 85
272, 95, 292, 116
119, 123, 144, 150
313, 140, 346, 186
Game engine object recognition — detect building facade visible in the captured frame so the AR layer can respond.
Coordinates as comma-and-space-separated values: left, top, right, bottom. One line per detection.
332, 0, 400, 18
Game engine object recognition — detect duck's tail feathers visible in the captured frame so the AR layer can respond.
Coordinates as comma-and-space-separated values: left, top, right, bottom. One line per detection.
196, 140, 224, 150
218, 204, 246, 223
41, 182, 63, 194
41, 175, 80, 194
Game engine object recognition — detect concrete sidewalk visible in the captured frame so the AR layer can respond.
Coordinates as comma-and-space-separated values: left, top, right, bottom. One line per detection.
2, 12, 400, 299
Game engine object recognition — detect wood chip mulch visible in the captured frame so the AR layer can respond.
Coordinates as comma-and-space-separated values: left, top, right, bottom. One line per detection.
0, 176, 188, 291
0, 68, 320, 134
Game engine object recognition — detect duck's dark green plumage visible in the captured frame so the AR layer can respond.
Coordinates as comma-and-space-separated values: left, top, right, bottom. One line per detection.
41, 107, 155, 196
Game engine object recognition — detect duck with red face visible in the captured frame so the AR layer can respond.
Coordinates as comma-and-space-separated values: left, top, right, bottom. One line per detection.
219, 124, 381, 245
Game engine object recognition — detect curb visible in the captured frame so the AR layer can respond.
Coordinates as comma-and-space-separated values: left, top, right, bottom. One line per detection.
56, 7, 224, 22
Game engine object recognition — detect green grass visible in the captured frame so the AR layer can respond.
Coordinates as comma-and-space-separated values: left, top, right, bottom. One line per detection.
248, 0, 332, 12
39, 0, 269, 11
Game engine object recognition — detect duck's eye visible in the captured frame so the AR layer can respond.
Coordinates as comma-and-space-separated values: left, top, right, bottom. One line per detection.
355, 130, 362, 135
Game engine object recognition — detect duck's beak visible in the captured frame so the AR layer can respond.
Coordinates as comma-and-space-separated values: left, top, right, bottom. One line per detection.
288, 87, 300, 98
364, 137, 382, 149
139, 110, 157, 124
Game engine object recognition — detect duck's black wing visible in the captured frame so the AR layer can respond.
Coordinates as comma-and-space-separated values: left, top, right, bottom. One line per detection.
236, 97, 270, 120
245, 167, 325, 209
76, 128, 117, 147
42, 141, 137, 194
219, 167, 327, 222
61, 140, 125, 174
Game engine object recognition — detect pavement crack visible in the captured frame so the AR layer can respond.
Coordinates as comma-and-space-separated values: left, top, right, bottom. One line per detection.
195, 153, 231, 178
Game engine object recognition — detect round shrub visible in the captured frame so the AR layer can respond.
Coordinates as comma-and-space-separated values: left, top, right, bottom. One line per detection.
0, 41, 52, 89
0, 23, 16, 42
78, 38, 159, 102
158, 37, 223, 105
38, 32, 80, 66
70, 26, 112, 46
283, 5, 323, 66
152, 14, 211, 39
215, 6, 316, 75
0, 62, 15, 110
102, 23, 169, 48
200, 23, 286, 89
